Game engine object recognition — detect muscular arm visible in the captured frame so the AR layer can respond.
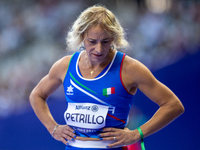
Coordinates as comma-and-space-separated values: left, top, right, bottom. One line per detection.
124, 56, 185, 138
29, 55, 76, 144
29, 68, 62, 134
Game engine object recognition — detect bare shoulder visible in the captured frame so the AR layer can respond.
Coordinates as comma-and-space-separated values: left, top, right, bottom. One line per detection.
122, 55, 156, 88
30, 55, 73, 99
122, 55, 151, 77
122, 55, 143, 71
49, 55, 73, 82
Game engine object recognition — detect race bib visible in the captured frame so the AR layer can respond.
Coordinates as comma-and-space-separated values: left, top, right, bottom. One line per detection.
64, 103, 109, 133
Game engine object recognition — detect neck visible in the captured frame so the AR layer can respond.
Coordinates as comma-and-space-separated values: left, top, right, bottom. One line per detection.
84, 50, 115, 75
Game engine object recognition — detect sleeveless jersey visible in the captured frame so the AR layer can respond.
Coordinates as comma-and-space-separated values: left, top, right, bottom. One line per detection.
63, 51, 134, 140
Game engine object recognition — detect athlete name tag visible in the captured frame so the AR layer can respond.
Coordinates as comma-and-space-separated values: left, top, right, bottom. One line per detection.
64, 103, 109, 133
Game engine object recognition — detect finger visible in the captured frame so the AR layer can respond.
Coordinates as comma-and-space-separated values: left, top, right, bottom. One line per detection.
61, 125, 76, 139
61, 138, 69, 145
102, 136, 118, 141
64, 125, 76, 134
99, 131, 116, 138
107, 141, 123, 148
63, 129, 76, 139
67, 125, 75, 132
102, 127, 119, 132
62, 133, 76, 141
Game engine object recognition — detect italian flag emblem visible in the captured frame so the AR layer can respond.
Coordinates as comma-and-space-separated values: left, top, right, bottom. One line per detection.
103, 87, 115, 96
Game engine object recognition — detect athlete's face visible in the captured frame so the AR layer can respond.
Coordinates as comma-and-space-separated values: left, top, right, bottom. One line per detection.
83, 24, 113, 63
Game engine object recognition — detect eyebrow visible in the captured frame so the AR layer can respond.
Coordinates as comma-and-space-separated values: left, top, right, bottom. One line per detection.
88, 38, 111, 41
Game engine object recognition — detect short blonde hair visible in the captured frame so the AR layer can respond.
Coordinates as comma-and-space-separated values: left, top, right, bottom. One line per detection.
66, 4, 129, 51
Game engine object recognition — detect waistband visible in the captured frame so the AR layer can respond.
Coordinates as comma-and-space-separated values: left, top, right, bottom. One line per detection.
68, 140, 121, 148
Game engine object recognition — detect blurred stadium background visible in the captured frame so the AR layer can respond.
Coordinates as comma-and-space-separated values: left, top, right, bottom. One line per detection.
0, 0, 200, 150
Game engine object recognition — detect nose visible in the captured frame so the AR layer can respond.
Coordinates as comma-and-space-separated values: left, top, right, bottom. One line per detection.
95, 42, 103, 53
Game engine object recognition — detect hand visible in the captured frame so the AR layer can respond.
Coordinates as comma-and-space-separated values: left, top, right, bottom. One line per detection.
52, 125, 76, 145
99, 127, 140, 148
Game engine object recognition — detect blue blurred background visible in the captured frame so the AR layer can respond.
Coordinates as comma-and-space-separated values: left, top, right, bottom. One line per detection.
0, 0, 200, 150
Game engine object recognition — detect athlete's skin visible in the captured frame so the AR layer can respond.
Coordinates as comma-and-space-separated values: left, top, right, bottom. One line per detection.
29, 24, 184, 148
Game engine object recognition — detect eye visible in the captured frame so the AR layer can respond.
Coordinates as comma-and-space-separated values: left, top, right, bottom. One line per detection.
89, 40, 96, 44
102, 40, 109, 44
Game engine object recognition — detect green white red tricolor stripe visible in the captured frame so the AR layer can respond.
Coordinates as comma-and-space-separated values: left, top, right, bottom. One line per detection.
103, 87, 115, 96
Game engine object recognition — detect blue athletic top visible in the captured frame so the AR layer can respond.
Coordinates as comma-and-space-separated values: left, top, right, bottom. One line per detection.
63, 51, 134, 138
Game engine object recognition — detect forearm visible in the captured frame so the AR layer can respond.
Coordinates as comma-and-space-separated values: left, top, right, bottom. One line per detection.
140, 99, 184, 138
29, 93, 57, 135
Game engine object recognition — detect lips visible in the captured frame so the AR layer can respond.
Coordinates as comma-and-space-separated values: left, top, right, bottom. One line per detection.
93, 54, 103, 57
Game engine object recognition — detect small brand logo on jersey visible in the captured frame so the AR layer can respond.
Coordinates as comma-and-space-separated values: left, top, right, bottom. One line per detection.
66, 85, 74, 95
75, 105, 90, 110
74, 105, 99, 112
91, 105, 99, 112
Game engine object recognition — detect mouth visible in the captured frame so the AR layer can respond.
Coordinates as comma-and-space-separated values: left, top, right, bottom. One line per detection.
93, 54, 103, 57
